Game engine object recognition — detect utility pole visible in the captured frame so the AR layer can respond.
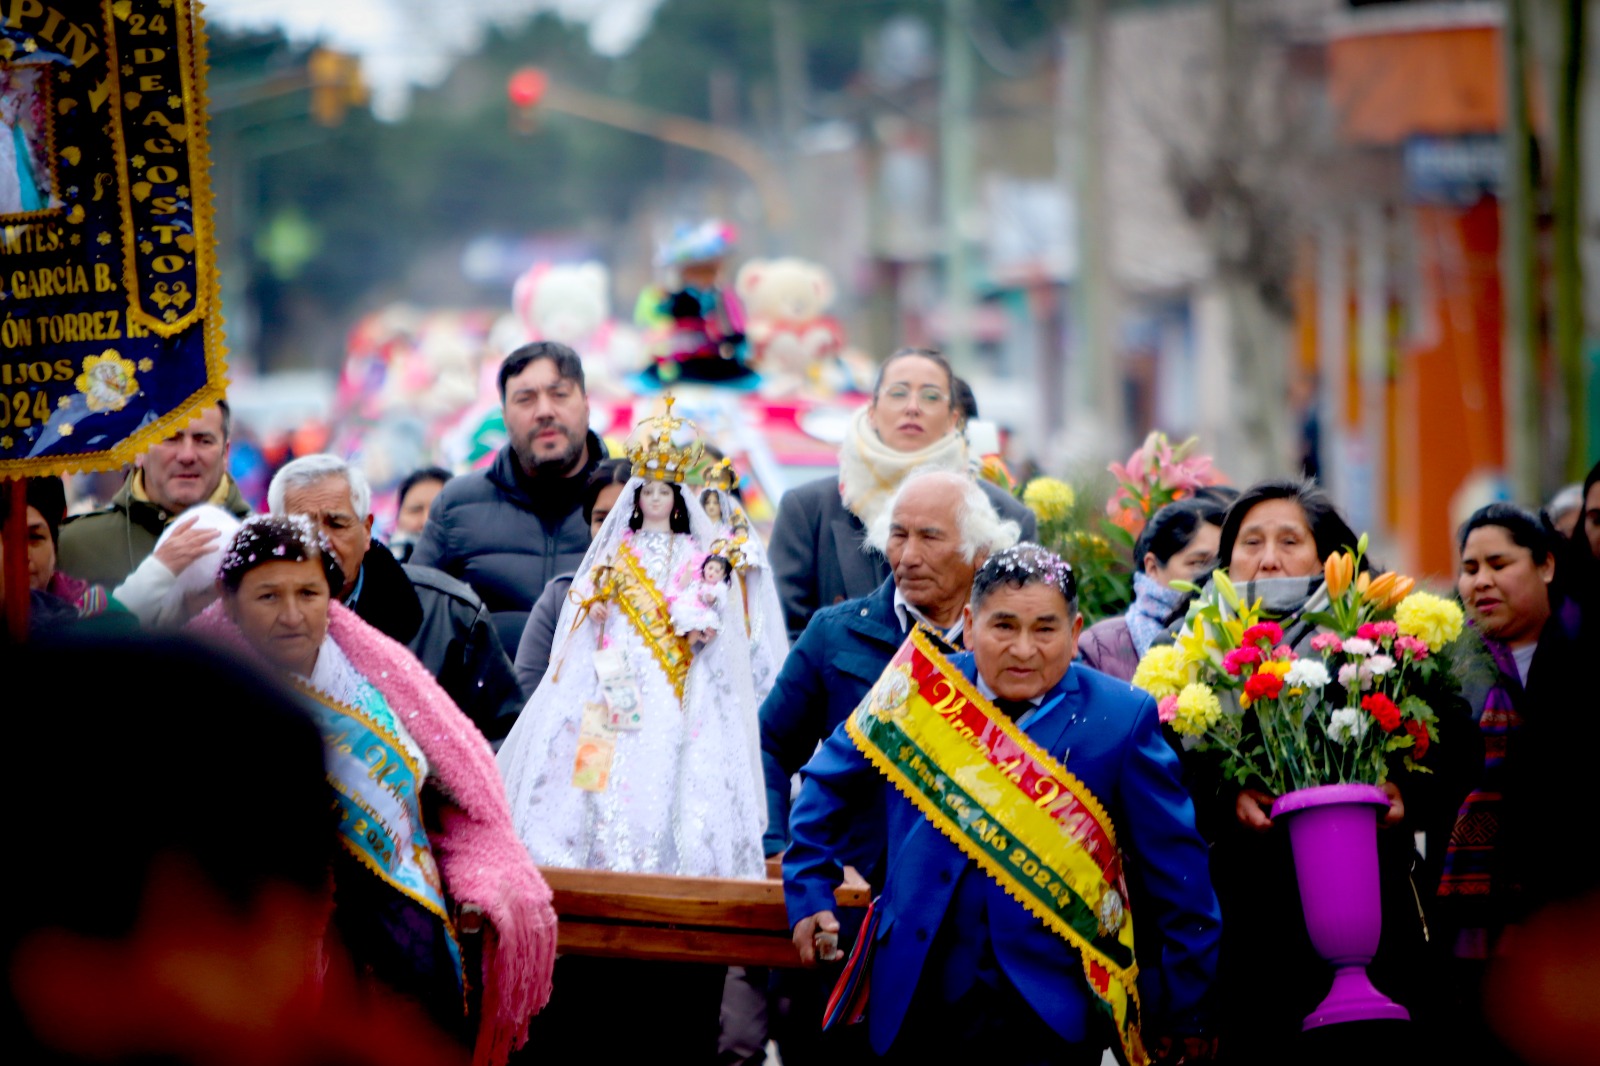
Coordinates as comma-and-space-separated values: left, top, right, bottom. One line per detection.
1070, 0, 1123, 457
1502, 0, 1542, 500
1553, 0, 1588, 479
941, 0, 977, 372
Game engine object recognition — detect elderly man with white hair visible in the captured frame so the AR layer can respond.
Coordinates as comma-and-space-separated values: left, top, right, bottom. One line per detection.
269, 454, 525, 741
755, 467, 1019, 1062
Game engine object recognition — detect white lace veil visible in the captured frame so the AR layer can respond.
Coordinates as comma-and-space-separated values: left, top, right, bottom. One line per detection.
503, 474, 767, 839
704, 486, 789, 703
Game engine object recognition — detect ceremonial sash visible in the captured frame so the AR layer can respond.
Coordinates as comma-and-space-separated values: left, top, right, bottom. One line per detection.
846, 628, 1146, 1066
612, 541, 693, 703
296, 682, 463, 983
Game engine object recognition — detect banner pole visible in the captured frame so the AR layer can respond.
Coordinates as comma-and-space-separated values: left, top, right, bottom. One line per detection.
3, 478, 30, 643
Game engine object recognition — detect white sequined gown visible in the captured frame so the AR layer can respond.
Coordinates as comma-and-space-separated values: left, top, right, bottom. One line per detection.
498, 489, 766, 880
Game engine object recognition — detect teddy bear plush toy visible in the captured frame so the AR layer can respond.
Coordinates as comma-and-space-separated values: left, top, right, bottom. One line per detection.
735, 257, 868, 396
511, 261, 639, 396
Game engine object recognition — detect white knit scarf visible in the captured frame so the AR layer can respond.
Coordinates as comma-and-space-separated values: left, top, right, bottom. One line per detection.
836, 406, 970, 529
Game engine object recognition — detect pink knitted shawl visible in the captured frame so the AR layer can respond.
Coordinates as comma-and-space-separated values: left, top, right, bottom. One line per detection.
188, 600, 556, 1066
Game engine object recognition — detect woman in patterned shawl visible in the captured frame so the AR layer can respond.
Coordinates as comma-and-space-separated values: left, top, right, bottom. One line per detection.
188, 515, 556, 1066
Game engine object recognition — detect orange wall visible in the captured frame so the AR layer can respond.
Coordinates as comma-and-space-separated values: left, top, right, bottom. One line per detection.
1329, 26, 1504, 145
1393, 199, 1506, 578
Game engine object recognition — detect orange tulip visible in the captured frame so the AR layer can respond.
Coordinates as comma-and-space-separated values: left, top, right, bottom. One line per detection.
1325, 552, 1353, 598
1356, 571, 1371, 597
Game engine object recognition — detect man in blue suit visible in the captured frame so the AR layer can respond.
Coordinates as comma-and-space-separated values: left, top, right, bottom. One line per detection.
786, 544, 1221, 1065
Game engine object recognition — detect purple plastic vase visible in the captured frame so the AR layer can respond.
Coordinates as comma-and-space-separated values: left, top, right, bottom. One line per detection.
1272, 783, 1411, 1029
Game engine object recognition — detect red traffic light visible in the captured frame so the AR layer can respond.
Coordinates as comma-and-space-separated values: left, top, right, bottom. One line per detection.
507, 68, 548, 109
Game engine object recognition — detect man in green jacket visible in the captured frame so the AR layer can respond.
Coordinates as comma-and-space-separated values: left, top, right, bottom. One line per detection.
57, 401, 251, 587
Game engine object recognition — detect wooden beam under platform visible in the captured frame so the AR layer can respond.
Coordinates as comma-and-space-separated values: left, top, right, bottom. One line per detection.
541, 866, 870, 968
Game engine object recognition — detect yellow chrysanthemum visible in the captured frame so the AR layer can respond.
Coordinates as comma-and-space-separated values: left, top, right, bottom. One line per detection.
1394, 591, 1465, 651
1172, 683, 1222, 737
1022, 477, 1076, 524
1132, 644, 1187, 699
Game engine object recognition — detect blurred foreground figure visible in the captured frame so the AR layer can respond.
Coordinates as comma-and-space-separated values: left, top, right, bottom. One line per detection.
1, 634, 469, 1066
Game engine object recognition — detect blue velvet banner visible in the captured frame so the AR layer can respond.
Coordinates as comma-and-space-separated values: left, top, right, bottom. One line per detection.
0, 0, 223, 477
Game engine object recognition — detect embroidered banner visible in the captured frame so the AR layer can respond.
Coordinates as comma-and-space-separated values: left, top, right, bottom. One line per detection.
0, 0, 223, 477
846, 628, 1147, 1066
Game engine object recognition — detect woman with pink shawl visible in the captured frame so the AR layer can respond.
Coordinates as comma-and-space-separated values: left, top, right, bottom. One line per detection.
188, 514, 555, 1066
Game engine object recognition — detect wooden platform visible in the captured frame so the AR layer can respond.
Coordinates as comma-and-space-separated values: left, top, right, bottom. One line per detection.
541, 865, 870, 968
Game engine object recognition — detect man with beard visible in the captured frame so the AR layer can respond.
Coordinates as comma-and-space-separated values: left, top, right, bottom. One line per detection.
411, 342, 610, 652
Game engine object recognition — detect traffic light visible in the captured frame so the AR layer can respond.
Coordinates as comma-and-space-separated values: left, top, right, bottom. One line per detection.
309, 48, 367, 127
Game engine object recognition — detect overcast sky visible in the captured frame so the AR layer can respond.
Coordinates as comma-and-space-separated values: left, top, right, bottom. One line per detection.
204, 0, 666, 118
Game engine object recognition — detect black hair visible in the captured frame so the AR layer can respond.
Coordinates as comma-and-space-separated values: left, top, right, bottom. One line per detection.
583, 459, 632, 526
1135, 496, 1226, 570
1458, 502, 1560, 564
216, 397, 233, 442
628, 481, 691, 534
871, 346, 956, 404
219, 515, 344, 597
952, 376, 978, 422
497, 341, 586, 402
702, 554, 733, 584
970, 542, 1078, 616
1577, 460, 1600, 562
1192, 483, 1240, 509
397, 466, 452, 508
0, 633, 333, 943
0, 477, 67, 547
1218, 478, 1359, 570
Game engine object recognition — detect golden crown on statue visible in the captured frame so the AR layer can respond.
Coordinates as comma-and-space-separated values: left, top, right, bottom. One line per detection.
627, 395, 704, 483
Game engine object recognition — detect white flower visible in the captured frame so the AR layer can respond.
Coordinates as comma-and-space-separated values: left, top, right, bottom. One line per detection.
1285, 660, 1330, 689
1342, 638, 1378, 657
1338, 663, 1361, 690
1328, 707, 1370, 744
1360, 654, 1396, 680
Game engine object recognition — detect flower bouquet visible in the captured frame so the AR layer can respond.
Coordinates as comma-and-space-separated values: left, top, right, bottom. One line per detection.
1020, 474, 1134, 623
1130, 534, 1466, 1028
1105, 431, 1223, 544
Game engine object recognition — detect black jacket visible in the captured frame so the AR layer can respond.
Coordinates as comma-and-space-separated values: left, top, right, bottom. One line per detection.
512, 572, 574, 697
347, 542, 526, 742
408, 434, 608, 652
757, 577, 905, 858
767, 473, 1038, 643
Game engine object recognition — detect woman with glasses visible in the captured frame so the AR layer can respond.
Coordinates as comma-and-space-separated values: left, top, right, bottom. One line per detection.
767, 347, 1036, 642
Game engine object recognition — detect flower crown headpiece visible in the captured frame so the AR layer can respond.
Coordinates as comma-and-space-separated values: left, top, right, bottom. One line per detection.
978, 543, 1077, 601
701, 457, 737, 493
219, 514, 336, 582
626, 395, 704, 483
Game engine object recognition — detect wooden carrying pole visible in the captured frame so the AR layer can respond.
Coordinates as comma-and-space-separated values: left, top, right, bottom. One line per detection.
542, 866, 869, 968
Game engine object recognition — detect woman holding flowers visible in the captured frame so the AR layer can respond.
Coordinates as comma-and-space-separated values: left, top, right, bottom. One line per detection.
1079, 496, 1225, 680
1140, 479, 1479, 1065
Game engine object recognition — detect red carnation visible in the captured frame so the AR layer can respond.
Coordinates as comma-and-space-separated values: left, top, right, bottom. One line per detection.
1362, 693, 1401, 732
1242, 622, 1284, 648
1405, 719, 1430, 759
1244, 672, 1284, 702
1224, 647, 1263, 675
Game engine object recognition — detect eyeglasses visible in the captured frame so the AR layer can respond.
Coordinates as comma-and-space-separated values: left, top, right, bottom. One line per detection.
880, 385, 949, 408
